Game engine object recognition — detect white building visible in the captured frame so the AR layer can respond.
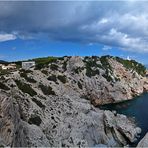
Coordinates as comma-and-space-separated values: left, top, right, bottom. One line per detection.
22, 61, 35, 69
0, 63, 16, 70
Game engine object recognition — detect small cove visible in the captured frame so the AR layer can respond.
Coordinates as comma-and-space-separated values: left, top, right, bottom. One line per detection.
100, 93, 148, 146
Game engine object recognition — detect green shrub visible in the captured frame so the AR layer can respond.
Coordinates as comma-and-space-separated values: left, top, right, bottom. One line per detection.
32, 98, 45, 109
83, 56, 100, 77
102, 72, 113, 82
28, 115, 42, 126
100, 56, 112, 71
41, 70, 48, 75
86, 68, 100, 77
26, 77, 36, 83
74, 67, 79, 74
39, 84, 56, 95
0, 76, 5, 81
99, 56, 114, 82
20, 69, 32, 73
57, 75, 67, 83
77, 81, 83, 89
34, 57, 58, 70
20, 72, 36, 83
84, 56, 98, 67
62, 60, 67, 71
116, 57, 146, 76
0, 82, 10, 90
0, 70, 11, 76
50, 64, 58, 71
47, 75, 58, 84
14, 61, 22, 69
73, 67, 84, 74
20, 72, 27, 78
15, 80, 37, 96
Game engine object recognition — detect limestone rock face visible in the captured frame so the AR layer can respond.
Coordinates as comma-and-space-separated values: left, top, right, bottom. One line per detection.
0, 90, 141, 147
0, 56, 147, 147
137, 133, 148, 147
103, 110, 141, 145
5, 56, 146, 106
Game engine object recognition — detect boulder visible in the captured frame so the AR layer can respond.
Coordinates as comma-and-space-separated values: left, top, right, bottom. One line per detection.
137, 133, 148, 147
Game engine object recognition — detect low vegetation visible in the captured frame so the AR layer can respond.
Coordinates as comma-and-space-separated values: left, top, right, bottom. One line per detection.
57, 75, 67, 83
83, 57, 100, 77
62, 60, 67, 71
116, 57, 146, 76
0, 70, 11, 76
47, 75, 58, 84
39, 84, 56, 95
50, 64, 58, 71
0, 82, 10, 90
20, 71, 36, 83
100, 55, 112, 71
41, 70, 48, 75
77, 81, 83, 89
28, 115, 42, 126
73, 67, 84, 74
100, 56, 114, 82
32, 98, 45, 109
15, 80, 37, 96
34, 57, 58, 70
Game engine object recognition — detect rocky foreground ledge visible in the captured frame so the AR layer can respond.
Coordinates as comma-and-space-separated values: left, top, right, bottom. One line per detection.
0, 56, 147, 146
0, 90, 141, 147
137, 133, 148, 147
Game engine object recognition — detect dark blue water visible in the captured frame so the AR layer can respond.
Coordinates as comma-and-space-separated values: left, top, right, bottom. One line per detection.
100, 93, 148, 145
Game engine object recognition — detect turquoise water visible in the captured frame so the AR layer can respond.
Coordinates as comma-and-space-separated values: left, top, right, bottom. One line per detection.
100, 93, 148, 145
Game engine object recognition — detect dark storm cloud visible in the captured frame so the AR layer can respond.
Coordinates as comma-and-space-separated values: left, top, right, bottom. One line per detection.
0, 1, 148, 52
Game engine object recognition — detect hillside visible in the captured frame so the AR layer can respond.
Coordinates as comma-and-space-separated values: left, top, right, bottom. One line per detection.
0, 55, 147, 147
12, 55, 147, 106
0, 60, 8, 64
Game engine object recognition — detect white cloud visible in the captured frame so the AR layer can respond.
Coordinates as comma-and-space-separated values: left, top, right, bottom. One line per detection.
99, 18, 108, 24
0, 33, 16, 42
0, 2, 148, 53
102, 45, 112, 51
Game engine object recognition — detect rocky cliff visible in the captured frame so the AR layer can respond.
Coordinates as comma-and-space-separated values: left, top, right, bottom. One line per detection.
137, 133, 148, 147
0, 55, 147, 147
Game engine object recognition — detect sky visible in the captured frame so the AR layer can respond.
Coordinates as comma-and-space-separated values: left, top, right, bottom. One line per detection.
0, 1, 148, 64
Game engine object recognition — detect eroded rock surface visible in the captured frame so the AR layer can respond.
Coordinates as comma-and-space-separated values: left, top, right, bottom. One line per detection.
137, 133, 148, 147
0, 56, 147, 147
0, 90, 141, 147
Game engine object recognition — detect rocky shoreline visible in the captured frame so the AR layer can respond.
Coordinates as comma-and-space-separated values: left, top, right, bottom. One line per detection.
0, 56, 147, 147
0, 90, 142, 147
